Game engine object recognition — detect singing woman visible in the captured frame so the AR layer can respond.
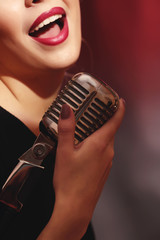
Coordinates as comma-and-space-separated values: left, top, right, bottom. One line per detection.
0, 0, 125, 239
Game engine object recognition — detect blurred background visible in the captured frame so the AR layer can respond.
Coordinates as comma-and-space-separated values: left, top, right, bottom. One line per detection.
74, 1, 160, 239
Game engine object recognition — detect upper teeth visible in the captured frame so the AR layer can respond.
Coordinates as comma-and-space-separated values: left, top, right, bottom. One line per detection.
30, 14, 62, 33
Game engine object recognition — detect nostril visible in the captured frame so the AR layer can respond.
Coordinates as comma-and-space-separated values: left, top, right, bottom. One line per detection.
25, 0, 40, 7
32, 0, 41, 3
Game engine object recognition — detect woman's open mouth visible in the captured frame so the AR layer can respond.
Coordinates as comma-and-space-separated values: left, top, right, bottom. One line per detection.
29, 7, 69, 46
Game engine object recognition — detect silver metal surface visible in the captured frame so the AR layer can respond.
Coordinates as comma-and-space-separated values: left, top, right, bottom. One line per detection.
41, 72, 119, 145
0, 133, 55, 211
0, 72, 119, 211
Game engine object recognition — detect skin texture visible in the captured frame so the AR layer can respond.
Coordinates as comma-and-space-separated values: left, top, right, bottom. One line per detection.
38, 100, 125, 240
0, 0, 81, 135
0, 0, 125, 239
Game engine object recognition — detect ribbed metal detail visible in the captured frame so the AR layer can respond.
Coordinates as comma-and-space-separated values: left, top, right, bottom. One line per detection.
41, 73, 119, 144
70, 80, 89, 95
68, 85, 86, 99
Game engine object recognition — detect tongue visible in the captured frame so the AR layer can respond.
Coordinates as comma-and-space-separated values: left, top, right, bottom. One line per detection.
38, 23, 61, 39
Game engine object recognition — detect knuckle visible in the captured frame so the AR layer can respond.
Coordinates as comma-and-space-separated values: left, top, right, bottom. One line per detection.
91, 139, 107, 153
100, 143, 108, 152
109, 148, 115, 160
58, 124, 72, 135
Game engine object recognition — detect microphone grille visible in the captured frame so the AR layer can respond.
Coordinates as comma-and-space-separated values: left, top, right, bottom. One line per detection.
40, 72, 119, 144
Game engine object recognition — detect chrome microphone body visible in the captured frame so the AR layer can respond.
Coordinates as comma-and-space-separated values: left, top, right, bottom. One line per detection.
40, 72, 119, 145
0, 72, 119, 215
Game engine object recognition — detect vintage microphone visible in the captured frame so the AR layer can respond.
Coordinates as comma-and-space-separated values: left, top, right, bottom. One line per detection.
0, 72, 119, 236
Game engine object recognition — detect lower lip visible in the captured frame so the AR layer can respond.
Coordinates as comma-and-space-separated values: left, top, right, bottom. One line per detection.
31, 17, 69, 46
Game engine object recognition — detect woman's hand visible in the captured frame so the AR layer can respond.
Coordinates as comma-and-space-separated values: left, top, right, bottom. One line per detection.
54, 100, 125, 233
38, 99, 125, 240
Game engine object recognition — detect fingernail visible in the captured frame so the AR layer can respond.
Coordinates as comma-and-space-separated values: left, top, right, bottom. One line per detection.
60, 104, 71, 119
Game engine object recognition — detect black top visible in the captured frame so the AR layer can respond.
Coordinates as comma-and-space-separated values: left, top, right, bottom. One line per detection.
0, 106, 95, 240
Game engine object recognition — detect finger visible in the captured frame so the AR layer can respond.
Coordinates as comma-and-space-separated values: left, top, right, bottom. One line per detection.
108, 137, 114, 149
105, 98, 125, 136
57, 104, 75, 152
89, 98, 125, 143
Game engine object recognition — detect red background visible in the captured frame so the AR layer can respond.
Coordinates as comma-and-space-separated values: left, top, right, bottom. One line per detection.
77, 1, 160, 239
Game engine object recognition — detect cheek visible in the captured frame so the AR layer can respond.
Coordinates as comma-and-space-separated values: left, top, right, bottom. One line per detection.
0, 9, 24, 63
0, 3, 23, 40
69, 1, 81, 42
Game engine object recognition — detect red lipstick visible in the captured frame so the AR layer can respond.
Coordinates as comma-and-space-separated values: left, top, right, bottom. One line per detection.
29, 7, 69, 46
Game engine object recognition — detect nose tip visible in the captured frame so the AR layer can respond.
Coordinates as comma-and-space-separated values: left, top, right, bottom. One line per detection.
25, 0, 33, 7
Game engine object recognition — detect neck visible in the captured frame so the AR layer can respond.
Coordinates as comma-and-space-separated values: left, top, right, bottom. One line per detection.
0, 69, 65, 136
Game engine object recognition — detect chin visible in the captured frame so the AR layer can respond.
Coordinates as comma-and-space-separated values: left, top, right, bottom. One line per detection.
34, 40, 82, 71
53, 51, 81, 70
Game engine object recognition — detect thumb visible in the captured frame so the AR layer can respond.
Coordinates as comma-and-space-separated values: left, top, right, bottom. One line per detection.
57, 104, 75, 151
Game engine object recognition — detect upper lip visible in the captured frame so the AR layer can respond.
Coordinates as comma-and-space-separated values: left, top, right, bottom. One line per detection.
29, 7, 66, 34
